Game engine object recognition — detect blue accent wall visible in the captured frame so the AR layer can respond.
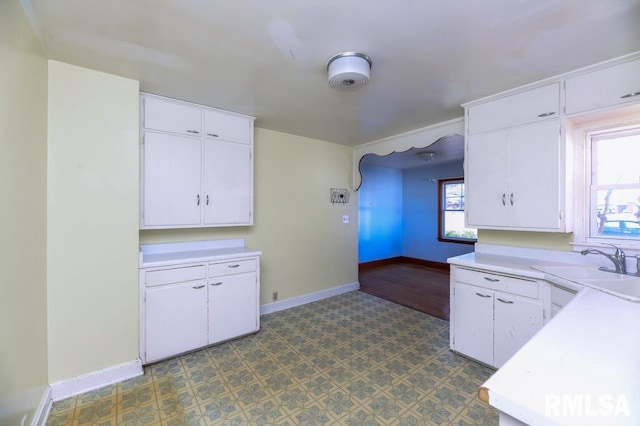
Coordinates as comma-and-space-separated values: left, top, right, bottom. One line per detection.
402, 162, 474, 263
358, 161, 474, 264
358, 164, 403, 263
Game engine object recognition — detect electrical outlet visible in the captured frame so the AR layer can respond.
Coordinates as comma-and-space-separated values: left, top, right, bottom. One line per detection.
272, 291, 278, 301
342, 215, 350, 224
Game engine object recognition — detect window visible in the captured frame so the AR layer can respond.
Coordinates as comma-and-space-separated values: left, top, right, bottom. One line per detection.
588, 126, 640, 242
438, 178, 477, 243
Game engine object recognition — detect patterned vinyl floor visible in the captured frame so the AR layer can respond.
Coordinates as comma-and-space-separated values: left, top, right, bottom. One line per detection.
47, 291, 498, 425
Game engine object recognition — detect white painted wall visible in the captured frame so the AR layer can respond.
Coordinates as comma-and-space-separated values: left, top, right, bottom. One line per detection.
0, 1, 49, 424
47, 61, 140, 382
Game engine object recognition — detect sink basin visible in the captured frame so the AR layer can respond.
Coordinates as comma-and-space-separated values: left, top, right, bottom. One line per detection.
537, 266, 634, 280
532, 265, 640, 300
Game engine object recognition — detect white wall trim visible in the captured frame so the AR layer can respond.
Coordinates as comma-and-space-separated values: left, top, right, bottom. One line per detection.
260, 282, 360, 315
50, 359, 143, 402
32, 386, 52, 426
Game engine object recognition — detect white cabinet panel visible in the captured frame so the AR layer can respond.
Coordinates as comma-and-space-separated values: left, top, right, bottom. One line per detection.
204, 109, 252, 144
208, 273, 259, 344
142, 131, 202, 227
493, 291, 543, 367
143, 95, 202, 136
203, 140, 252, 225
467, 83, 560, 135
145, 280, 208, 363
466, 119, 564, 231
565, 58, 640, 115
452, 283, 494, 366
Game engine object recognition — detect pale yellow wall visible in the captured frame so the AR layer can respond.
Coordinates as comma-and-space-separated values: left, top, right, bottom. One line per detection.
47, 61, 140, 382
140, 127, 359, 303
0, 0, 49, 423
477, 230, 574, 250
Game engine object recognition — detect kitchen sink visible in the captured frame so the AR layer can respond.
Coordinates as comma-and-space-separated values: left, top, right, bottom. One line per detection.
532, 265, 640, 300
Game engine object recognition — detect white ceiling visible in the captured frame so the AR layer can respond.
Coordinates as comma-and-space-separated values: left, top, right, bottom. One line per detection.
22, 0, 640, 146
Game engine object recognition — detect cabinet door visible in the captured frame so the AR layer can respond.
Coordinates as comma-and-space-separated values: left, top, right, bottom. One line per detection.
145, 280, 208, 362
203, 140, 252, 225
208, 272, 259, 344
467, 83, 559, 134
142, 132, 202, 227
452, 283, 494, 366
204, 109, 252, 144
565, 58, 640, 115
143, 95, 202, 136
493, 291, 543, 368
466, 130, 509, 228
507, 120, 561, 230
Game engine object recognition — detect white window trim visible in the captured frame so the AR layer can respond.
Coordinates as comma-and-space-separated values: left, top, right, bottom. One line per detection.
570, 108, 640, 255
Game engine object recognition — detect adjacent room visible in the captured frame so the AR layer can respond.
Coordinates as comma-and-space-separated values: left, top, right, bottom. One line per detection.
3, 1, 640, 425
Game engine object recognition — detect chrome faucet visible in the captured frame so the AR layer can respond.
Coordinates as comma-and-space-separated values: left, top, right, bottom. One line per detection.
580, 244, 627, 274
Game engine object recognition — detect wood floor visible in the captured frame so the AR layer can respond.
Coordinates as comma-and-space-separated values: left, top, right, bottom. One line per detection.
358, 258, 451, 321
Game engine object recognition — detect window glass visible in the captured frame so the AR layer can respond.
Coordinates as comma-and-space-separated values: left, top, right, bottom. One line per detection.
439, 178, 477, 243
590, 129, 640, 241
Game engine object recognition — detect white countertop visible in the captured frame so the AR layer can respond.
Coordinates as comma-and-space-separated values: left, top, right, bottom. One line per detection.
480, 287, 640, 425
139, 239, 262, 268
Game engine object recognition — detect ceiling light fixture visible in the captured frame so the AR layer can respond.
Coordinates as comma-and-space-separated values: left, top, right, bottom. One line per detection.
327, 52, 372, 90
418, 151, 436, 161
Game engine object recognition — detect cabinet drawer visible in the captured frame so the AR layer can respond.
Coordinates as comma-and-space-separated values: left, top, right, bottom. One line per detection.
204, 109, 253, 144
145, 265, 207, 287
467, 83, 560, 135
454, 268, 538, 298
143, 95, 202, 136
565, 58, 640, 115
209, 258, 256, 276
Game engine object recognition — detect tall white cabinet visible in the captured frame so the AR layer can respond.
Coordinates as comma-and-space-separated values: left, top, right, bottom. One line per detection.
140, 93, 255, 229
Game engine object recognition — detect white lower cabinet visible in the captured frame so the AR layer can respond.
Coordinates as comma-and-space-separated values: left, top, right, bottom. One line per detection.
549, 283, 578, 318
141, 255, 260, 364
451, 267, 544, 368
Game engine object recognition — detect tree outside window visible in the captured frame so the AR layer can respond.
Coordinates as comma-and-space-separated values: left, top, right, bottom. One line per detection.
438, 178, 477, 243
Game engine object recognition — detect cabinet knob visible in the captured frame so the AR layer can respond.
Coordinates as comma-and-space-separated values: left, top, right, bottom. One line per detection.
537, 112, 556, 118
197, 195, 200, 206
621, 92, 640, 99
502, 193, 506, 206
206, 195, 209, 206
510, 193, 514, 206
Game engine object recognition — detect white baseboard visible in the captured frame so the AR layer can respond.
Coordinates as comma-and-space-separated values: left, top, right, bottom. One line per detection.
32, 386, 51, 426
260, 281, 360, 315
50, 359, 143, 402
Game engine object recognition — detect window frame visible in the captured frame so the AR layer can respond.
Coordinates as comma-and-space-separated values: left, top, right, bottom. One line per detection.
570, 110, 640, 254
438, 177, 477, 244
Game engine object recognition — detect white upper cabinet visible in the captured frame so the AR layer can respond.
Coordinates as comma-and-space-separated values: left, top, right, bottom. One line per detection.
565, 58, 640, 115
467, 83, 560, 135
143, 95, 202, 137
204, 109, 252, 144
140, 93, 255, 229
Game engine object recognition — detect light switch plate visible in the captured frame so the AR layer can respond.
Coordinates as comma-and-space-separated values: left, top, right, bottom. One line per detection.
342, 215, 349, 224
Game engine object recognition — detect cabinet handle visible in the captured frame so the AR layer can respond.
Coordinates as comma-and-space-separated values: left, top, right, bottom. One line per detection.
621, 92, 640, 99
510, 193, 514, 206
210, 282, 223, 286
207, 133, 219, 138
483, 277, 500, 282
475, 292, 491, 298
206, 195, 209, 206
502, 193, 506, 206
186, 129, 200, 134
537, 112, 556, 117
497, 298, 514, 304
197, 194, 200, 206
228, 264, 240, 268
192, 285, 205, 289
